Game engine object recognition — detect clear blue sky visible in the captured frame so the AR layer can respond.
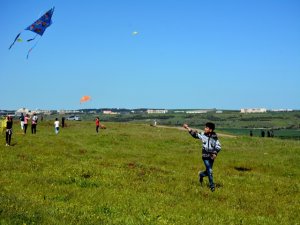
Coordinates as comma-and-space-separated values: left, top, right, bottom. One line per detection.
1, 0, 299, 110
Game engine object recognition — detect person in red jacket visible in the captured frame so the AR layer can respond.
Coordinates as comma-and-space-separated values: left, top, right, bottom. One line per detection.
95, 117, 100, 133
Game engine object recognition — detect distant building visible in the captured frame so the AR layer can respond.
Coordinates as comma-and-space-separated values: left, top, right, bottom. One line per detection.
240, 108, 267, 113
186, 110, 208, 114
15, 108, 30, 116
147, 109, 168, 114
103, 110, 119, 115
58, 110, 81, 114
174, 110, 185, 113
269, 109, 293, 112
88, 111, 97, 114
35, 109, 54, 115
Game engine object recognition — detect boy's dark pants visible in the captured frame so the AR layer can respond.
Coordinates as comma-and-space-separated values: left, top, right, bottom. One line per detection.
199, 158, 215, 188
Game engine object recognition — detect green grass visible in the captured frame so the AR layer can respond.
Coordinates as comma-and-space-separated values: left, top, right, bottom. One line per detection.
0, 121, 299, 224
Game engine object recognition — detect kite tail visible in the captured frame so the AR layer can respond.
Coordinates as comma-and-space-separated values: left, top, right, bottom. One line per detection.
9, 33, 21, 50
26, 38, 40, 59
27, 34, 38, 42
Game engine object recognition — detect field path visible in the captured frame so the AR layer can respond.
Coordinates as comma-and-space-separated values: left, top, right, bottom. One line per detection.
155, 125, 236, 138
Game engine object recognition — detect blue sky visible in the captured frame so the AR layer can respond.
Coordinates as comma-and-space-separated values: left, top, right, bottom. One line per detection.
1, 0, 299, 110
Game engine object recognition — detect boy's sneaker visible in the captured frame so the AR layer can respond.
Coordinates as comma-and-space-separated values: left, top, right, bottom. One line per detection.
210, 187, 215, 192
199, 176, 203, 185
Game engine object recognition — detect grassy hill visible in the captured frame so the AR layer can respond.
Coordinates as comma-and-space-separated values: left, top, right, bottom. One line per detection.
44, 110, 300, 139
0, 121, 299, 224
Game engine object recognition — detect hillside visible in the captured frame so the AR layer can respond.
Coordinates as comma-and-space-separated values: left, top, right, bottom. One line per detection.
0, 122, 299, 224
42, 110, 300, 139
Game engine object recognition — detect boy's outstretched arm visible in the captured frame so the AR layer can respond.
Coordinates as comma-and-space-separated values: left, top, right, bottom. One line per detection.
183, 124, 191, 132
183, 124, 199, 138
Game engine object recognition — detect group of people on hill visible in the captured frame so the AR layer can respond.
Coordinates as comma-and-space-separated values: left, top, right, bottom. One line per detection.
19, 113, 38, 134
2, 113, 39, 146
2, 114, 106, 146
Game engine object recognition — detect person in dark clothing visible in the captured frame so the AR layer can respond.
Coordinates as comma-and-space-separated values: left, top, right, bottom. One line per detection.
61, 117, 65, 128
261, 130, 265, 137
250, 130, 253, 137
183, 122, 222, 192
5, 116, 13, 146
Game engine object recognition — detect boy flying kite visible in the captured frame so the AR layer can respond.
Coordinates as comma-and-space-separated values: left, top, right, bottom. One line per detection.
183, 122, 221, 192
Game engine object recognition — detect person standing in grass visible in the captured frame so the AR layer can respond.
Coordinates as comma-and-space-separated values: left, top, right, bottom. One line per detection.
5, 116, 13, 146
24, 114, 30, 134
31, 113, 38, 134
19, 113, 25, 130
61, 117, 65, 128
95, 117, 100, 133
183, 122, 221, 192
250, 130, 253, 137
54, 118, 60, 134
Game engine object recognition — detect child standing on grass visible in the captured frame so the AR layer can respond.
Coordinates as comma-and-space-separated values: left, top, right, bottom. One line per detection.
183, 122, 221, 192
54, 118, 60, 134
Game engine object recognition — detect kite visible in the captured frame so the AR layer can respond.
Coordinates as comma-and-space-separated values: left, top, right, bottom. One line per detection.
80, 96, 91, 104
132, 31, 138, 36
9, 7, 55, 59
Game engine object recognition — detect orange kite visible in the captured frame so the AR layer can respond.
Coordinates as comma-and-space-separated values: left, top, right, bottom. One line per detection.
80, 95, 91, 103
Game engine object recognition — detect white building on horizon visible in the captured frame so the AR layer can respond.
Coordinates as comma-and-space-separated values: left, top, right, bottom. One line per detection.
240, 108, 267, 113
15, 108, 30, 116
269, 109, 293, 112
147, 109, 168, 114
103, 110, 119, 115
186, 110, 209, 114
58, 110, 81, 114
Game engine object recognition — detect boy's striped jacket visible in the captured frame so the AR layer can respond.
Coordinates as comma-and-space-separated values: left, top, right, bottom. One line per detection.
189, 130, 221, 159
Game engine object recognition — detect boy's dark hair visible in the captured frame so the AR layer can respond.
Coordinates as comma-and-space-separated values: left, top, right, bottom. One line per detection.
205, 122, 215, 131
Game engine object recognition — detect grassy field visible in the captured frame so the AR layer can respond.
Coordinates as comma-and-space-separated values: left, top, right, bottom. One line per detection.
0, 121, 299, 224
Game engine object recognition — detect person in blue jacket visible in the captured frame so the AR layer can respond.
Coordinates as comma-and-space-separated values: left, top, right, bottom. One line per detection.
183, 122, 221, 192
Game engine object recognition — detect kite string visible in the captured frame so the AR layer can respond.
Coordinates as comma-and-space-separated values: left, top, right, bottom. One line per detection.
26, 36, 41, 59
27, 34, 38, 42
